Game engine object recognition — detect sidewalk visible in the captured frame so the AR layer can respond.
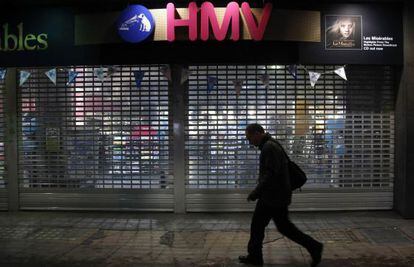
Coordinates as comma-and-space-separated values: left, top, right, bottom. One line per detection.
0, 210, 413, 267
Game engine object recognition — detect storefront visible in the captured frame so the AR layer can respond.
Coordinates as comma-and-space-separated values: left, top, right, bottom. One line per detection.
0, 0, 406, 213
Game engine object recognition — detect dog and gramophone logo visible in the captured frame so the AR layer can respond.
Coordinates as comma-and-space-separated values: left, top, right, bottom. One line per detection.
117, 4, 155, 43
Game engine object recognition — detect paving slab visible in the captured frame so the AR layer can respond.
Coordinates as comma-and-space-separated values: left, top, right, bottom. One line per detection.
0, 211, 412, 267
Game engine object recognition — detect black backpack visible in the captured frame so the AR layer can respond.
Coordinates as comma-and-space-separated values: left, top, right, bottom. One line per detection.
271, 140, 307, 191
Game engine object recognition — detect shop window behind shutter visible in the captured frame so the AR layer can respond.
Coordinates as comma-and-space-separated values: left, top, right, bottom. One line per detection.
185, 65, 395, 211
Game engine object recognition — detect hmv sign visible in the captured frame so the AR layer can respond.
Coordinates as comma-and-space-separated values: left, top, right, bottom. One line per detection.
117, 5, 155, 43
117, 2, 273, 43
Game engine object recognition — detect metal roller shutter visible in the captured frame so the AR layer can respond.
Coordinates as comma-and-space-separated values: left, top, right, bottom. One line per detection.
0, 80, 6, 210
186, 65, 395, 212
17, 65, 174, 211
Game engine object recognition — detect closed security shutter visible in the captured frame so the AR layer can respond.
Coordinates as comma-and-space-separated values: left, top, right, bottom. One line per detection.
186, 65, 395, 211
18, 65, 173, 211
0, 80, 6, 210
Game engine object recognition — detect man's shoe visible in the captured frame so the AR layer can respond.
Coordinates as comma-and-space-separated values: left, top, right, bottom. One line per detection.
309, 242, 323, 267
238, 255, 264, 266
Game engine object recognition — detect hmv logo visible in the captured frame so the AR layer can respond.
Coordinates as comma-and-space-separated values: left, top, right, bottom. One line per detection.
119, 14, 152, 32
117, 2, 273, 43
167, 2, 273, 41
117, 5, 155, 43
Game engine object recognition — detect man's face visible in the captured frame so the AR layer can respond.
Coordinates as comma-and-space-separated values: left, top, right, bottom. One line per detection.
245, 131, 261, 147
339, 19, 354, 38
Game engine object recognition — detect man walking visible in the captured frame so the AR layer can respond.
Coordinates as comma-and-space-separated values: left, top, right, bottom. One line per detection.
239, 123, 323, 267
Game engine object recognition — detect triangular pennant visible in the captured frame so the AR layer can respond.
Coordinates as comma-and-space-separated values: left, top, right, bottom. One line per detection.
94, 67, 105, 82
287, 65, 298, 79
0, 68, 6, 80
134, 71, 145, 88
207, 76, 218, 92
107, 66, 120, 77
66, 70, 78, 86
160, 65, 172, 82
181, 68, 191, 84
308, 71, 321, 87
258, 74, 270, 88
45, 68, 57, 85
19, 70, 31, 86
334, 67, 347, 81
233, 79, 244, 96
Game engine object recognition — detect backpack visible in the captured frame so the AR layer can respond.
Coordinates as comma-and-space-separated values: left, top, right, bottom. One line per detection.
287, 160, 307, 191
270, 140, 307, 191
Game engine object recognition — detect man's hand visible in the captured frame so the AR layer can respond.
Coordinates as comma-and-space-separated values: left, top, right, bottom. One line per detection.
247, 191, 258, 202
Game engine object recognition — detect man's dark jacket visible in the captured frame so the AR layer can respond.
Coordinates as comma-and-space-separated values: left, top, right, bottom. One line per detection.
251, 133, 292, 207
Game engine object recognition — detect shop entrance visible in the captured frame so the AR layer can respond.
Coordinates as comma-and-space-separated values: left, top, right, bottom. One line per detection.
8, 64, 396, 212
185, 64, 395, 211
17, 65, 174, 210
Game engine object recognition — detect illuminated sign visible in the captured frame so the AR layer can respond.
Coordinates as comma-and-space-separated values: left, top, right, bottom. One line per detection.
167, 2, 272, 41
117, 5, 155, 43
0, 23, 48, 51
116, 2, 273, 43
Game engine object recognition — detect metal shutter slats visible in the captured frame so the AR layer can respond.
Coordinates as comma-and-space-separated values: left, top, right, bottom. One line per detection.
0, 79, 5, 210
185, 65, 395, 211
17, 66, 173, 211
